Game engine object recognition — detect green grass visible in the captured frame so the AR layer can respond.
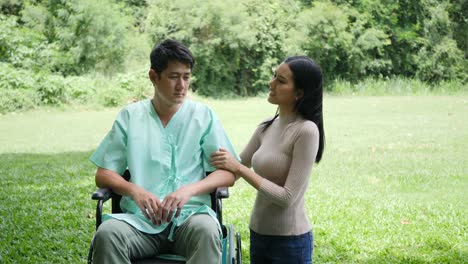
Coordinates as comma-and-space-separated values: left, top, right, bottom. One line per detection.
0, 95, 467, 263
329, 78, 468, 96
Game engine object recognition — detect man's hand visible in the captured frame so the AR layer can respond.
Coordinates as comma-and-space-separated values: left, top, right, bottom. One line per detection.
131, 186, 163, 225
158, 186, 193, 223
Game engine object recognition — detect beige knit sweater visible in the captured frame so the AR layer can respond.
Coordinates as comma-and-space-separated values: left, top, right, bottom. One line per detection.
240, 113, 319, 236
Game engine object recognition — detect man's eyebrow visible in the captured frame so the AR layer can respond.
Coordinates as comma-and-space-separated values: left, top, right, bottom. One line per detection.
168, 71, 191, 75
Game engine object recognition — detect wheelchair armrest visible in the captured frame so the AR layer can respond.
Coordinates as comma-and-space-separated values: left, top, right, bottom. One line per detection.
211, 187, 229, 228
91, 187, 112, 202
92, 187, 113, 230
215, 187, 229, 199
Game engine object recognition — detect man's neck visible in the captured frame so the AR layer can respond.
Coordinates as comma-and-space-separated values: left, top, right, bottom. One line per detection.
151, 98, 183, 127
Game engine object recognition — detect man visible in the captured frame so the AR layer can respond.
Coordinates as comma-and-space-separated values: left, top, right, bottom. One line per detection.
90, 39, 238, 263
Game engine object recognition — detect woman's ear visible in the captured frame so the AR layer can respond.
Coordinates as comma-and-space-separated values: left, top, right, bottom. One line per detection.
296, 89, 304, 100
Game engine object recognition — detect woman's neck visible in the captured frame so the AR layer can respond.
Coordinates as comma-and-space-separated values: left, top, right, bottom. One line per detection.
278, 107, 298, 127
278, 105, 295, 117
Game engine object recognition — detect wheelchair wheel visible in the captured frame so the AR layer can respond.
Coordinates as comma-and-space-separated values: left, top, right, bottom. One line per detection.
236, 231, 242, 264
225, 224, 242, 264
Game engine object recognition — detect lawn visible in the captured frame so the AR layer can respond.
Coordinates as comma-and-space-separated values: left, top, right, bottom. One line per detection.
0, 95, 467, 263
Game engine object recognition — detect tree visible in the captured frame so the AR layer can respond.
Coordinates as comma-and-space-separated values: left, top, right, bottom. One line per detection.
19, 0, 132, 75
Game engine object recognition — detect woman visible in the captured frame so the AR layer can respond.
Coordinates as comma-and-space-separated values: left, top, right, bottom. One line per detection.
211, 56, 325, 263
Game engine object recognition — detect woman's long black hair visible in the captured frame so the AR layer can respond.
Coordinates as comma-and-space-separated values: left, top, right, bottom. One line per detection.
261, 56, 325, 163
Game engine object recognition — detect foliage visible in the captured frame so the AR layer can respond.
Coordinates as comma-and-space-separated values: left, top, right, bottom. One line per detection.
143, 0, 466, 96
0, 63, 40, 113
448, 0, 467, 59
289, 1, 358, 82
414, 0, 467, 82
145, 0, 290, 97
0, 0, 467, 111
0, 88, 38, 113
0, 0, 133, 76
30, 0, 131, 75
0, 62, 153, 113
0, 62, 70, 111
0, 0, 22, 15
0, 14, 56, 72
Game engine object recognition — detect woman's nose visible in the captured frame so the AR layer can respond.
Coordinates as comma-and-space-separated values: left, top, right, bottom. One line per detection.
269, 78, 275, 88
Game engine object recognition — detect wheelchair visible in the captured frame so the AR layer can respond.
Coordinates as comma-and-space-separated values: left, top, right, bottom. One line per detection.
88, 170, 242, 264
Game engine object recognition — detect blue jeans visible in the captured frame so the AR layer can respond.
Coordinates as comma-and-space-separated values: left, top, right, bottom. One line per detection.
250, 229, 313, 264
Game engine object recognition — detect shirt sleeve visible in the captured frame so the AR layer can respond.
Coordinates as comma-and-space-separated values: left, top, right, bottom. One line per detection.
89, 109, 129, 175
258, 122, 319, 208
200, 108, 239, 172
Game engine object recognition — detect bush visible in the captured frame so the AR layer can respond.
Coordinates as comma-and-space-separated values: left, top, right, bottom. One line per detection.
0, 63, 68, 112
0, 89, 39, 113
416, 37, 467, 83
63, 76, 97, 105
98, 85, 126, 107
0, 61, 156, 113
36, 74, 67, 105
0, 63, 39, 113
117, 70, 153, 102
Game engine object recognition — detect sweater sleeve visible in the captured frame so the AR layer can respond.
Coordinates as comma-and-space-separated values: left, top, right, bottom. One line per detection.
258, 122, 319, 207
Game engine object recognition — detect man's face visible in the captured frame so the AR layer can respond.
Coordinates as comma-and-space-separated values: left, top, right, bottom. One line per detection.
150, 60, 191, 106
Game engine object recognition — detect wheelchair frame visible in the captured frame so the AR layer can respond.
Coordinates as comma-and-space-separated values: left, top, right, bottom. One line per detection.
87, 170, 242, 264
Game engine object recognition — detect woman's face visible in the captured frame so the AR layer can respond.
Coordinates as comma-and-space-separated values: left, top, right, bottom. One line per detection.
268, 62, 297, 112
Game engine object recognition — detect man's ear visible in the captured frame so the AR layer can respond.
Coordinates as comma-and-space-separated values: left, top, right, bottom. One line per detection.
149, 69, 159, 84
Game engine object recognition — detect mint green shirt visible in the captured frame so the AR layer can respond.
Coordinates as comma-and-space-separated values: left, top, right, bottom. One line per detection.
90, 99, 238, 239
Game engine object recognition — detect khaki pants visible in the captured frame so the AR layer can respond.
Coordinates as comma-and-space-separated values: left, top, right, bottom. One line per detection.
92, 214, 221, 264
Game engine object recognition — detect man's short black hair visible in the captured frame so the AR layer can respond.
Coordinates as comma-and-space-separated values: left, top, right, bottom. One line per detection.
150, 39, 195, 75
